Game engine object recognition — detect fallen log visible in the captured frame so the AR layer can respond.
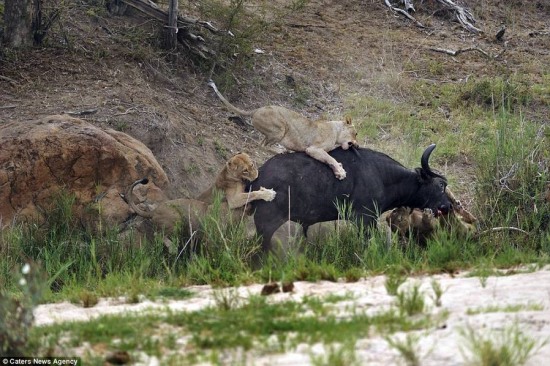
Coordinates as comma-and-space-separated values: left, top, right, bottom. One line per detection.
383, 0, 481, 33
119, 0, 220, 58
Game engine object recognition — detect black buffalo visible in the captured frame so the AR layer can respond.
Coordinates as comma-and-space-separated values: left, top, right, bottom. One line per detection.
249, 144, 452, 251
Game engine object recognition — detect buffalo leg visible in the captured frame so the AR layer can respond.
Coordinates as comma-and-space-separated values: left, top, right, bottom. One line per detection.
254, 213, 287, 253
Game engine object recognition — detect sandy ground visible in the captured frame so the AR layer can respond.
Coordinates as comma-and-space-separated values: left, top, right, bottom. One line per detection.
34, 267, 550, 365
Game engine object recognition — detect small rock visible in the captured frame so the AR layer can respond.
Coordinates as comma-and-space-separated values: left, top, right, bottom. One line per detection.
261, 282, 281, 296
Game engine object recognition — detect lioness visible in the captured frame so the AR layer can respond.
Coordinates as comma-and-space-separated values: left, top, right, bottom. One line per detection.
126, 179, 209, 236
385, 187, 478, 245
197, 152, 276, 209
208, 80, 358, 180
387, 207, 439, 245
126, 152, 276, 235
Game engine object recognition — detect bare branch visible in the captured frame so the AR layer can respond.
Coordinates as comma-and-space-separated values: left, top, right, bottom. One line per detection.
434, 0, 481, 33
384, 0, 425, 28
474, 227, 529, 239
428, 46, 505, 59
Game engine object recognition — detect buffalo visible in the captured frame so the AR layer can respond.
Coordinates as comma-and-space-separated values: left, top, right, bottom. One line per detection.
248, 144, 452, 252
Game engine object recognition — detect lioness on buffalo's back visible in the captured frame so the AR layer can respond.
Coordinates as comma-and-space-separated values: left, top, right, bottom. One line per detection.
248, 144, 452, 252
208, 80, 358, 180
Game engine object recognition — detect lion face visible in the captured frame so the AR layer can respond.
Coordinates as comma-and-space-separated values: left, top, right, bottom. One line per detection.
227, 152, 259, 182
339, 116, 358, 150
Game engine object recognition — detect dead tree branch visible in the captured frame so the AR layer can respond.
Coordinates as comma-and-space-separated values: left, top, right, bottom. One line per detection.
474, 226, 529, 239
429, 46, 506, 59
434, 0, 481, 33
384, 0, 425, 28
384, 0, 481, 33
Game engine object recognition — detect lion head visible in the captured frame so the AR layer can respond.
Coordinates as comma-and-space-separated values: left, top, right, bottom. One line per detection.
339, 116, 358, 150
217, 152, 259, 188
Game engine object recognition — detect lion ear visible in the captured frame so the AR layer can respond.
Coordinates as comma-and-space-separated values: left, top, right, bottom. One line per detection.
345, 116, 352, 125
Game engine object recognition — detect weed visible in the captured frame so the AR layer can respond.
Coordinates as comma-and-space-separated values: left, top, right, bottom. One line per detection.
310, 340, 359, 366
78, 290, 99, 308
395, 283, 425, 317
460, 76, 532, 111
385, 272, 407, 296
459, 323, 546, 366
213, 288, 243, 311
213, 139, 228, 159
466, 303, 544, 315
344, 267, 363, 283
292, 84, 312, 107
113, 120, 128, 131
185, 163, 200, 175
386, 333, 421, 366
288, 0, 310, 11
153, 287, 193, 300
429, 279, 444, 307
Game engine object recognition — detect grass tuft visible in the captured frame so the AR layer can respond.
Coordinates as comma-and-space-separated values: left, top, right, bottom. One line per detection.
459, 323, 546, 366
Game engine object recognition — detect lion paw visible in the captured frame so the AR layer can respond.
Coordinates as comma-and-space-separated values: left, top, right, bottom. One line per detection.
260, 187, 277, 201
333, 164, 347, 180
422, 208, 434, 218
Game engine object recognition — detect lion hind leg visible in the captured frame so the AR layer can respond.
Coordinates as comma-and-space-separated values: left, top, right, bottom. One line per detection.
305, 146, 347, 180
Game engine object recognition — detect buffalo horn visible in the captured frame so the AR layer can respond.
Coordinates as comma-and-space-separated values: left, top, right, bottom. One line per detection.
421, 144, 437, 176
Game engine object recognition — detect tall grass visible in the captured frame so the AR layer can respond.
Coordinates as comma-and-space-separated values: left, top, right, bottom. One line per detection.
1, 98, 548, 299
0, 191, 261, 299
474, 107, 549, 254
183, 196, 260, 286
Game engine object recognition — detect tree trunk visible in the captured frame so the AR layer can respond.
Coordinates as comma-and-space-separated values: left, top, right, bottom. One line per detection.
3, 0, 35, 48
164, 0, 178, 49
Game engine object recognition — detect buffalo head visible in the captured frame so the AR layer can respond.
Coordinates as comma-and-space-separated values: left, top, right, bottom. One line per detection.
413, 144, 452, 216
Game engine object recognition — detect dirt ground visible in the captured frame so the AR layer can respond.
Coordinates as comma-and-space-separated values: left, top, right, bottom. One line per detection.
1, 0, 548, 202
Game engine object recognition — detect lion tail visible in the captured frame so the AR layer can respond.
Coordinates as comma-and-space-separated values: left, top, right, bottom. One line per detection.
207, 80, 255, 120
126, 178, 154, 218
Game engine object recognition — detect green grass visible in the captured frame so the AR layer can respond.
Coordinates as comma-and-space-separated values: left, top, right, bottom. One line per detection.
466, 303, 544, 315
386, 333, 421, 366
26, 293, 440, 363
395, 283, 425, 317
459, 324, 546, 366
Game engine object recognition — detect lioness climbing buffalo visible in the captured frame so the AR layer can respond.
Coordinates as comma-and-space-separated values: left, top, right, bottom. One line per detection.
248, 144, 452, 252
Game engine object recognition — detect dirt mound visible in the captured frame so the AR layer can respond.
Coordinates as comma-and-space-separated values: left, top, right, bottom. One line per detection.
0, 114, 168, 226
